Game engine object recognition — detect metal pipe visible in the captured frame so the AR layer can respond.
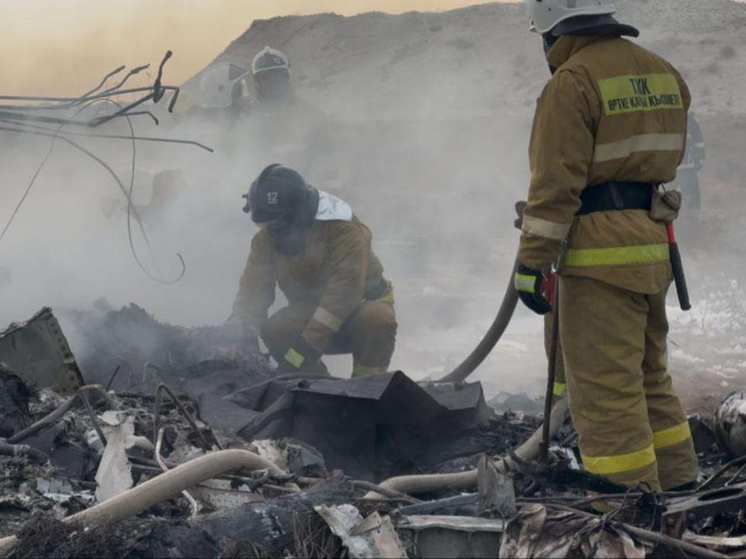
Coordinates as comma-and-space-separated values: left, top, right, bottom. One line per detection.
7, 385, 115, 444
156, 427, 200, 517
540, 289, 560, 464
153, 383, 215, 452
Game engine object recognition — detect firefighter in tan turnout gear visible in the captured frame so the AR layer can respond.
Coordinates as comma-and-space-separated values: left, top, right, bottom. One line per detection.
516, 0, 698, 492
229, 164, 397, 377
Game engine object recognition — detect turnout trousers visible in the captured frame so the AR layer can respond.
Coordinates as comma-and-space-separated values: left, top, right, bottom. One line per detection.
559, 275, 698, 491
261, 300, 397, 378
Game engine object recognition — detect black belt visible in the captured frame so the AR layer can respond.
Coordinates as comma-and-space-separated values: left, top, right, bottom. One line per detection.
576, 181, 654, 216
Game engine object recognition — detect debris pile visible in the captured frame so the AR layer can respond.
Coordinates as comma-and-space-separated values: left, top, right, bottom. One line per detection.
1, 307, 746, 558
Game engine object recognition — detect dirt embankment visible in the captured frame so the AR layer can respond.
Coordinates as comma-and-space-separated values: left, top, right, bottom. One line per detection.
176, 1, 746, 403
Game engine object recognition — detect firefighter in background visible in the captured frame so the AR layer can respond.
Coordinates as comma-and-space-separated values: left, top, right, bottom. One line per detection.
193, 48, 327, 179
516, 0, 698, 492
245, 47, 328, 179
674, 113, 706, 210
228, 164, 397, 377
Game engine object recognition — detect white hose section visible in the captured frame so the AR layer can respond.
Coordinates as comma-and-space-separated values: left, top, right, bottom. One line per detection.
0, 449, 290, 555
364, 399, 569, 499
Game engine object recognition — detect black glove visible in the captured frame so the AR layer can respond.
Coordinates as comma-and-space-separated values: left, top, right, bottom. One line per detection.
283, 336, 321, 371
514, 263, 553, 315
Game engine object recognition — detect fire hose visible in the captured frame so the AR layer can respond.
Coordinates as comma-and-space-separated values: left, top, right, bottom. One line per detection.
364, 398, 569, 499
439, 261, 519, 384
0, 449, 294, 555
439, 203, 527, 384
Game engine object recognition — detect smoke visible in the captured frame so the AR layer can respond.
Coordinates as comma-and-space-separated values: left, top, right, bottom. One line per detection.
0, 2, 545, 398
2, 0, 743, 399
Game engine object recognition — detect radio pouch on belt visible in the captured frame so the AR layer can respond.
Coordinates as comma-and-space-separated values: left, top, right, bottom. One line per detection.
650, 188, 682, 223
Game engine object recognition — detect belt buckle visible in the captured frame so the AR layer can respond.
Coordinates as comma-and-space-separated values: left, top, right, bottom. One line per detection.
608, 182, 624, 210
554, 235, 570, 274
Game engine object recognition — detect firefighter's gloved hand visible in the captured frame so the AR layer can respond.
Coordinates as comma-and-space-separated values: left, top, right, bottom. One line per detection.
283, 337, 320, 370
514, 263, 553, 315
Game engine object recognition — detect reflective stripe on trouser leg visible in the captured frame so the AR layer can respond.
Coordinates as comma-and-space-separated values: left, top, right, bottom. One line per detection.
560, 275, 662, 491
643, 288, 698, 490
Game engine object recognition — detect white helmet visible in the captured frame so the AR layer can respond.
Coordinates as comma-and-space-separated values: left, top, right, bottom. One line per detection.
524, 0, 616, 34
199, 62, 250, 108
251, 47, 291, 76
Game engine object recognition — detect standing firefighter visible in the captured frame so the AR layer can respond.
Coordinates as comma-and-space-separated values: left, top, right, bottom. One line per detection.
229, 164, 397, 377
516, 0, 698, 491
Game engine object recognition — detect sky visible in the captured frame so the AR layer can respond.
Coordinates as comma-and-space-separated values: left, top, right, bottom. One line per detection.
0, 0, 515, 96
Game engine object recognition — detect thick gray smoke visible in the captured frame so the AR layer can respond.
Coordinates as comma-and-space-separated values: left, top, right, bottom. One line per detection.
1, 0, 745, 399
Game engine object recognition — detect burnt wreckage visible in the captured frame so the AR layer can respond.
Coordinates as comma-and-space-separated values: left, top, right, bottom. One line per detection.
0, 305, 745, 559
1, 48, 746, 559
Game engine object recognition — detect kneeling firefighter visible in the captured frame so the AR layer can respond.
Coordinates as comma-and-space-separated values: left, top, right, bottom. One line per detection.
229, 164, 397, 377
516, 0, 698, 491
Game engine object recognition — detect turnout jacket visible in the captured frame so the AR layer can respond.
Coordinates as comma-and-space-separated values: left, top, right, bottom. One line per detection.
518, 35, 691, 294
232, 194, 389, 353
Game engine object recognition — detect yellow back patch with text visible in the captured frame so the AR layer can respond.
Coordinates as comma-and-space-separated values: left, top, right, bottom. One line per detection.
598, 73, 683, 116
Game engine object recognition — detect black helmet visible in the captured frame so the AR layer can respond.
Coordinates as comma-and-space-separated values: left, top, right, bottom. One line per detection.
242, 164, 311, 223
243, 165, 320, 255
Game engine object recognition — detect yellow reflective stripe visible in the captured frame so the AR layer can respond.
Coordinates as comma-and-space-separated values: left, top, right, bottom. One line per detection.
553, 382, 566, 397
522, 215, 572, 241
598, 73, 683, 116
514, 273, 536, 293
312, 307, 343, 332
594, 133, 684, 163
583, 443, 656, 475
284, 348, 305, 368
653, 421, 692, 450
565, 244, 669, 268
352, 364, 388, 378
376, 283, 395, 305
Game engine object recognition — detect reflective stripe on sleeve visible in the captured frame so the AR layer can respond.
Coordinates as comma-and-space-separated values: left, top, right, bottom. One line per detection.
582, 443, 657, 476
594, 133, 685, 163
514, 273, 536, 294
522, 215, 572, 241
553, 382, 566, 397
312, 307, 344, 332
653, 421, 692, 450
565, 244, 669, 268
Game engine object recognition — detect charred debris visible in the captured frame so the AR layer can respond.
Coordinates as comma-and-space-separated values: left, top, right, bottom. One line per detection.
0, 305, 743, 559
